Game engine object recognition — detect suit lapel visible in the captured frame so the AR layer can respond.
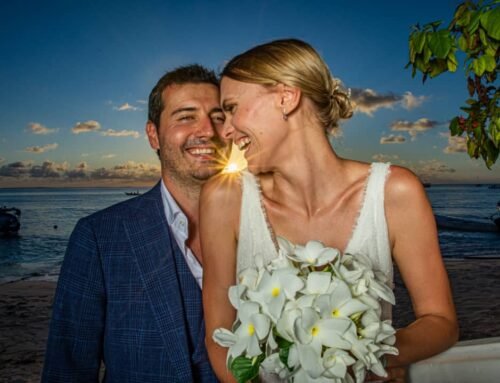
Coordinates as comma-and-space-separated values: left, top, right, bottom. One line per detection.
124, 184, 193, 382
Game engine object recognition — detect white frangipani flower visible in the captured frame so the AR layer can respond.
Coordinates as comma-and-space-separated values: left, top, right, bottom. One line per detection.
284, 239, 340, 268
223, 301, 271, 359
247, 268, 303, 322
302, 271, 333, 295
322, 348, 356, 379
316, 278, 370, 319
293, 307, 352, 355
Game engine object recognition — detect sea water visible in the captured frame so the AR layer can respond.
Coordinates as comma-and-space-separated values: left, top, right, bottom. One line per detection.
0, 185, 499, 282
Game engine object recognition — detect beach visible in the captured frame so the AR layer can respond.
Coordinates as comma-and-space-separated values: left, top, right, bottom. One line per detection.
1, 259, 499, 382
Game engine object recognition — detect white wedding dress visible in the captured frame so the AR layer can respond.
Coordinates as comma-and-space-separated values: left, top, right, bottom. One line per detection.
236, 162, 394, 316
235, 162, 394, 381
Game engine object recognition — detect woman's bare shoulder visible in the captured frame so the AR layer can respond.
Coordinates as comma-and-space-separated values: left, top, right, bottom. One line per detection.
201, 172, 243, 211
385, 165, 430, 212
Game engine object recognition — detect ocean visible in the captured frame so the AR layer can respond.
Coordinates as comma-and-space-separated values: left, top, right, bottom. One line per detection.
0, 185, 499, 283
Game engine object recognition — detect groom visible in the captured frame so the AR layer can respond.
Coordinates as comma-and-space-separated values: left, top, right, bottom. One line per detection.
42, 65, 230, 382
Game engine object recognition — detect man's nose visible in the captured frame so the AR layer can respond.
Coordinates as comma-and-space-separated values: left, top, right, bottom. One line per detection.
195, 115, 216, 138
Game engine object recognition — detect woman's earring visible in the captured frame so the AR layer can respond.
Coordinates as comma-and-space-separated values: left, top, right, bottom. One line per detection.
282, 108, 288, 121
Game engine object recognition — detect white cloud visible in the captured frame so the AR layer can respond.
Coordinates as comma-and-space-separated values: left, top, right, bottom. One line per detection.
0, 161, 33, 177
27, 122, 58, 135
380, 134, 406, 144
24, 143, 59, 153
401, 92, 427, 110
390, 118, 440, 140
419, 159, 456, 174
136, 99, 147, 104
72, 120, 101, 134
350, 89, 427, 116
372, 154, 400, 162
101, 129, 140, 138
441, 132, 467, 154
102, 154, 116, 159
90, 161, 160, 181
113, 102, 141, 111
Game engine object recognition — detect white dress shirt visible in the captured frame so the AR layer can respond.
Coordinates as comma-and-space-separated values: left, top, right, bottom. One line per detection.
160, 180, 203, 288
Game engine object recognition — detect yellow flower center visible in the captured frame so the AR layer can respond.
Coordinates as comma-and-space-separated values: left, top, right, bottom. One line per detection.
311, 326, 319, 337
247, 324, 255, 336
307, 257, 315, 263
271, 287, 280, 297
332, 309, 340, 317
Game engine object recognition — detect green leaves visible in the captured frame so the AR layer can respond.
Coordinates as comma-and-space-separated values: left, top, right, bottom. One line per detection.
471, 55, 496, 76
406, 0, 499, 168
230, 354, 265, 383
428, 30, 453, 58
480, 7, 500, 39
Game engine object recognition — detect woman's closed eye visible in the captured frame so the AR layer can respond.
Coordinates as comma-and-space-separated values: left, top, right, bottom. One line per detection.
223, 103, 236, 114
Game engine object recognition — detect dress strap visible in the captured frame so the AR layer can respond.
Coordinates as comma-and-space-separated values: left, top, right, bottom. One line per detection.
237, 171, 278, 274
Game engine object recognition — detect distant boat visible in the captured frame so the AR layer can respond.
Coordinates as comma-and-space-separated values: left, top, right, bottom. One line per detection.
422, 182, 431, 188
0, 207, 21, 236
125, 190, 141, 196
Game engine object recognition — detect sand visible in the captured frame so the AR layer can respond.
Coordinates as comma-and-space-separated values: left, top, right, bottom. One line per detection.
1, 259, 499, 382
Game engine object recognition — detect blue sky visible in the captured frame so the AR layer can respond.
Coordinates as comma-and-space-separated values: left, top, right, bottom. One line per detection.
0, 0, 498, 186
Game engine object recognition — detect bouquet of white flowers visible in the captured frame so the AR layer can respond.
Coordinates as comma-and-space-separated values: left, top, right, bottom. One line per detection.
213, 238, 398, 383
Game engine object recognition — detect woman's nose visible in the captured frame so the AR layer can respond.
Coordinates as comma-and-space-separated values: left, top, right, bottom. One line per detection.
221, 119, 235, 140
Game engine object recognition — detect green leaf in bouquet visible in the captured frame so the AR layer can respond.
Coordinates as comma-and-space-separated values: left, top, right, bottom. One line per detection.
274, 332, 294, 370
230, 354, 265, 383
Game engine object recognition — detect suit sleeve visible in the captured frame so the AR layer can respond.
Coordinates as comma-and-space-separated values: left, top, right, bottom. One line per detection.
42, 217, 106, 383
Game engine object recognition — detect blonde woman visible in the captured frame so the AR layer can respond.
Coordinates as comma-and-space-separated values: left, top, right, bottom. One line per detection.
201, 39, 458, 382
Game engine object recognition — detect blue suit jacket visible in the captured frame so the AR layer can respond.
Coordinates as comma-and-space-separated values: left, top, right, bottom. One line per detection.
42, 183, 218, 382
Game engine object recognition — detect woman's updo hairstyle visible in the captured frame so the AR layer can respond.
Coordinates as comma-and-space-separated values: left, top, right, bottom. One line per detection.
222, 39, 353, 133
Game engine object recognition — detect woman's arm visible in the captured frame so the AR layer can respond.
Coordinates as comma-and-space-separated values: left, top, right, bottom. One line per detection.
200, 174, 241, 383
385, 166, 459, 369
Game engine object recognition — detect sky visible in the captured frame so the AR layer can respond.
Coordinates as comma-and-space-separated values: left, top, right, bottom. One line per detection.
0, 0, 498, 187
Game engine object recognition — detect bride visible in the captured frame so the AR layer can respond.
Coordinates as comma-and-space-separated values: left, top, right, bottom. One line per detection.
201, 39, 458, 382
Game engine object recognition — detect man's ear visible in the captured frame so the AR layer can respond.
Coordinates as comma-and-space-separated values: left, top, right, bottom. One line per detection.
146, 121, 160, 150
276, 83, 301, 116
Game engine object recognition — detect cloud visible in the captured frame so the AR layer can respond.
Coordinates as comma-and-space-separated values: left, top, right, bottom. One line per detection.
113, 102, 141, 111
101, 129, 140, 138
66, 162, 89, 179
72, 120, 101, 134
372, 154, 400, 162
30, 161, 69, 178
27, 122, 58, 135
102, 154, 116, 159
441, 132, 467, 154
0, 161, 33, 177
136, 99, 147, 104
0, 157, 5, 165
81, 153, 90, 157
401, 92, 427, 110
418, 160, 456, 174
351, 89, 427, 116
0, 160, 159, 182
24, 143, 59, 153
390, 118, 440, 140
380, 134, 406, 144
90, 161, 160, 181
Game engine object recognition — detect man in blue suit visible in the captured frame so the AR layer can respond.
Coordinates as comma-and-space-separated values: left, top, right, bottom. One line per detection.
42, 65, 230, 382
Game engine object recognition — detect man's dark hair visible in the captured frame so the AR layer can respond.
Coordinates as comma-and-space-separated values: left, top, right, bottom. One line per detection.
148, 64, 219, 128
